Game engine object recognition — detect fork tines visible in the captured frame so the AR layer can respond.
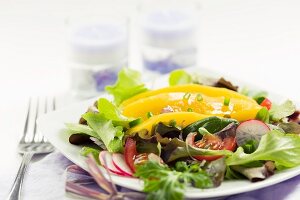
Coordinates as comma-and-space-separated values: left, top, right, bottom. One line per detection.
21, 97, 55, 144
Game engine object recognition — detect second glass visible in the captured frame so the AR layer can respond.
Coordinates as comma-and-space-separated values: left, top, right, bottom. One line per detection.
138, 0, 199, 74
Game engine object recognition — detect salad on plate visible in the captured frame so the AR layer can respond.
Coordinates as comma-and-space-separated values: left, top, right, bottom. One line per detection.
65, 68, 300, 200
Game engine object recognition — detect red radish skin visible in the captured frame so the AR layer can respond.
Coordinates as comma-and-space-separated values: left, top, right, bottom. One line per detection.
99, 151, 126, 176
236, 119, 270, 147
112, 153, 133, 176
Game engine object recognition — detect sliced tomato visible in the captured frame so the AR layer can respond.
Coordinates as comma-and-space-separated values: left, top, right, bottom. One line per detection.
124, 138, 137, 172
260, 98, 272, 110
187, 133, 236, 161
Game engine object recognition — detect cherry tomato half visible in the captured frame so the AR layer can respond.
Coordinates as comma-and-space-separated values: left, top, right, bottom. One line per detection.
260, 98, 272, 110
187, 133, 236, 161
124, 138, 138, 172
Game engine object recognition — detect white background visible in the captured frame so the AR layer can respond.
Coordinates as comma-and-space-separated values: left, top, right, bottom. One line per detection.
1, 0, 300, 197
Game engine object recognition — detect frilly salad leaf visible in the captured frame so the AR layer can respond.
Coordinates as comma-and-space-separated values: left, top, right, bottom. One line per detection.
97, 98, 134, 128
226, 131, 300, 169
269, 100, 296, 122
169, 69, 192, 86
83, 112, 124, 153
105, 68, 148, 105
134, 161, 213, 200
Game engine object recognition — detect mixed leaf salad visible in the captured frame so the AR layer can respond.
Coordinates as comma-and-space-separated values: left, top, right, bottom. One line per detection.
66, 68, 300, 200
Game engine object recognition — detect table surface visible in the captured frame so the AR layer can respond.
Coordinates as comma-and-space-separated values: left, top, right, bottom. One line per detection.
1, 0, 300, 198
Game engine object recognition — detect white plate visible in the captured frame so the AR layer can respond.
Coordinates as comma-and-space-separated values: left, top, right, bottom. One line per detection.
37, 68, 300, 199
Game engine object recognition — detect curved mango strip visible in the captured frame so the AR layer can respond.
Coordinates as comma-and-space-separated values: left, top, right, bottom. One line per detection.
126, 112, 210, 136
122, 92, 261, 121
121, 84, 257, 107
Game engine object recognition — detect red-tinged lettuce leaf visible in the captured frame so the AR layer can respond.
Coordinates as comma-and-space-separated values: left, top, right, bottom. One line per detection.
204, 158, 226, 187
230, 161, 275, 182
278, 122, 300, 135
214, 77, 238, 91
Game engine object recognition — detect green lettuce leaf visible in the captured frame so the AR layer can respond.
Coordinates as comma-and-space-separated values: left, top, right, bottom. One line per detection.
97, 98, 133, 128
169, 69, 192, 86
105, 68, 148, 105
269, 100, 296, 122
65, 123, 98, 138
226, 131, 300, 169
83, 112, 124, 153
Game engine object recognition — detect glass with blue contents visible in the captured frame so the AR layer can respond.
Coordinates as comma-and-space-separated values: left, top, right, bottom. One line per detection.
66, 15, 128, 98
139, 1, 199, 74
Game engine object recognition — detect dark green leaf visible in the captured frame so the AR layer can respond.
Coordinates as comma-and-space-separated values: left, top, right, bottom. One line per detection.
154, 122, 181, 138
182, 116, 238, 140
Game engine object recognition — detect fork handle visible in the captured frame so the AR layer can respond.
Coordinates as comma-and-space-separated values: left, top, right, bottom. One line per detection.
6, 152, 34, 200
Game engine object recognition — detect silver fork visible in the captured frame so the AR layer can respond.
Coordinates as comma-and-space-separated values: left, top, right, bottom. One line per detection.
6, 97, 56, 200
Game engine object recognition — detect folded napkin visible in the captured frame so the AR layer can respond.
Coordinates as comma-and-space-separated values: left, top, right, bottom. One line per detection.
1, 152, 300, 200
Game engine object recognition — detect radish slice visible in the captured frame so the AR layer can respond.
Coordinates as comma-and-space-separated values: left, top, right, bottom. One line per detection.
112, 153, 133, 176
99, 151, 126, 176
236, 119, 270, 147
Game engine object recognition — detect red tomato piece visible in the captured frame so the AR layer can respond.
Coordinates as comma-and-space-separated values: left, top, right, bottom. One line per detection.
124, 138, 137, 172
260, 98, 272, 110
187, 133, 236, 161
